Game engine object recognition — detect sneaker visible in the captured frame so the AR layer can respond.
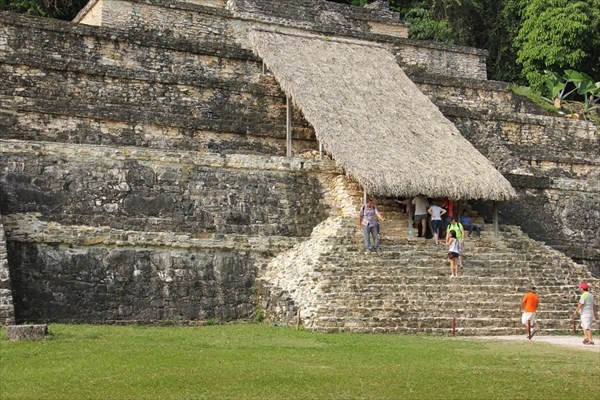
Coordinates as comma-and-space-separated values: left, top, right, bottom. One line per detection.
529, 328, 536, 339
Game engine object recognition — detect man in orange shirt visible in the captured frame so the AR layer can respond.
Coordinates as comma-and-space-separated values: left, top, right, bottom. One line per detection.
519, 287, 540, 339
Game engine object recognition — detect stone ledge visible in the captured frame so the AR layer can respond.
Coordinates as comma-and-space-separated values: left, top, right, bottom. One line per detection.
6, 324, 48, 341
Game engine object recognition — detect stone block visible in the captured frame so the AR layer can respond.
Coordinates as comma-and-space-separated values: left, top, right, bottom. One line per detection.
6, 324, 48, 341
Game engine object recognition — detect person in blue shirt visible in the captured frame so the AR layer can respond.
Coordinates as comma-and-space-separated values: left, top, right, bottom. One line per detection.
460, 209, 482, 238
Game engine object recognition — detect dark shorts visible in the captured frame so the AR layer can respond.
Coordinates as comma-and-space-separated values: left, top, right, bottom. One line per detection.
415, 214, 427, 223
448, 252, 459, 259
431, 219, 442, 232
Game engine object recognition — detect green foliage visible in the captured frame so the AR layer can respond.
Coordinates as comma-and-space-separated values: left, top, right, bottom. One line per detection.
534, 69, 600, 121
1, 324, 599, 399
254, 309, 265, 323
0, 0, 45, 15
510, 84, 562, 115
0, 0, 88, 20
429, 0, 483, 46
562, 70, 600, 117
405, 6, 454, 43
541, 70, 577, 108
515, 0, 598, 91
484, 0, 526, 83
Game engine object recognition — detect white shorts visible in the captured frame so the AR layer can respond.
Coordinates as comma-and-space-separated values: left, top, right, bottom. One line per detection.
580, 314, 593, 330
521, 312, 536, 325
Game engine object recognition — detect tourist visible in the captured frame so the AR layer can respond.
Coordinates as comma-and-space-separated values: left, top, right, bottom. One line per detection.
358, 198, 385, 253
519, 287, 539, 339
572, 283, 598, 345
412, 195, 429, 238
395, 197, 413, 215
446, 216, 465, 271
460, 209, 482, 238
442, 198, 454, 238
447, 230, 460, 277
428, 202, 447, 245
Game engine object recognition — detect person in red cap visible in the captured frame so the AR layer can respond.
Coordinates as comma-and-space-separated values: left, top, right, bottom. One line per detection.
572, 283, 598, 345
519, 287, 539, 339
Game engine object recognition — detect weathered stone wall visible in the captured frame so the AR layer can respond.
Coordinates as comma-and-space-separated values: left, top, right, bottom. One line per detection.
0, 141, 330, 237
0, 216, 15, 325
227, 0, 408, 38
7, 239, 263, 323
74, 0, 486, 80
411, 74, 547, 116
0, 12, 316, 156
393, 44, 487, 81
0, 141, 338, 323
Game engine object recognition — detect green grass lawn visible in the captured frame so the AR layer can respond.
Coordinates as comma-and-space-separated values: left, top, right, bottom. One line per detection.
1, 324, 598, 400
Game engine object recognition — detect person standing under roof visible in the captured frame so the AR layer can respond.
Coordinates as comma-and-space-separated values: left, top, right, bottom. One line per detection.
412, 195, 429, 238
358, 198, 385, 253
519, 287, 539, 339
572, 283, 598, 345
428, 202, 446, 245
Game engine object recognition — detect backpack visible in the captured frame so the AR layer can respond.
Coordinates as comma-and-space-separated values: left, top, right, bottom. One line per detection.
360, 205, 378, 218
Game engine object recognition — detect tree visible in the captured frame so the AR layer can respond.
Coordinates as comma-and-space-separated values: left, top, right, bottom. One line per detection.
515, 0, 600, 90
482, 0, 525, 84
404, 6, 453, 44
0, 0, 87, 20
0, 0, 45, 15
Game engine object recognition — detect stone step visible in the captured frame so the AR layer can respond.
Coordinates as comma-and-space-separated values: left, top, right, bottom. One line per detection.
321, 249, 558, 261
322, 274, 583, 294
315, 289, 578, 303
316, 260, 571, 275
322, 237, 552, 252
311, 302, 577, 315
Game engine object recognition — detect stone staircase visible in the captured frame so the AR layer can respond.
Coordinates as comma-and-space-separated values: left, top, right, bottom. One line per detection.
258, 181, 597, 335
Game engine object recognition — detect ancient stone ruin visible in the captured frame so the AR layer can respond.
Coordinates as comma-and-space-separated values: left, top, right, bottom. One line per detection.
0, 0, 598, 334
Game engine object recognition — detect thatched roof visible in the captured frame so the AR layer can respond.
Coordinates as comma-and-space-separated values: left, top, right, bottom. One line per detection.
249, 28, 516, 201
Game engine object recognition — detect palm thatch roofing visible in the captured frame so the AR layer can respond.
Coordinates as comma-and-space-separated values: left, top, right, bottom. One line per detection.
249, 28, 516, 201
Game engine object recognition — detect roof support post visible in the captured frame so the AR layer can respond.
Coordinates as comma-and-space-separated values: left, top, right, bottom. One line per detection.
493, 201, 499, 238
319, 142, 323, 159
408, 206, 413, 238
286, 95, 292, 158
363, 188, 367, 205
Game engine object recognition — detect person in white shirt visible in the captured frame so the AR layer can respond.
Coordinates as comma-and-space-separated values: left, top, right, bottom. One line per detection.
573, 282, 598, 345
427, 203, 447, 245
411, 195, 429, 238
